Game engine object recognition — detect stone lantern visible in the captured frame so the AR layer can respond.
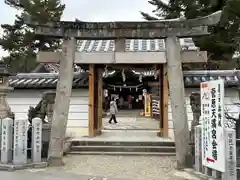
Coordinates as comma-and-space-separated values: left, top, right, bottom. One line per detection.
42, 91, 56, 124
0, 62, 14, 119
0, 62, 14, 150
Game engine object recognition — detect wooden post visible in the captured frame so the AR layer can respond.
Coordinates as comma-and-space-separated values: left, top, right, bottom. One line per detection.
88, 64, 95, 137
47, 37, 75, 166
89, 65, 102, 137
160, 64, 169, 138
97, 68, 103, 135
165, 36, 190, 169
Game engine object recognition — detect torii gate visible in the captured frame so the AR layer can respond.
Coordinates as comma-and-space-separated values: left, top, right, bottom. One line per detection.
25, 11, 222, 168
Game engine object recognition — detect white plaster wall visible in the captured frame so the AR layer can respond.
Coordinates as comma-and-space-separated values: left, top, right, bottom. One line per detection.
5, 88, 239, 140
6, 89, 89, 137
168, 88, 239, 139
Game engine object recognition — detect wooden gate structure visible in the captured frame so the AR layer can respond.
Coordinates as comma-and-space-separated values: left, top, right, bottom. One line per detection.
25, 10, 222, 168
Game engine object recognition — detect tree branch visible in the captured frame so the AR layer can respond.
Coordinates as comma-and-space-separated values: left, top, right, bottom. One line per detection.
4, 0, 24, 9
140, 12, 159, 20
225, 112, 238, 121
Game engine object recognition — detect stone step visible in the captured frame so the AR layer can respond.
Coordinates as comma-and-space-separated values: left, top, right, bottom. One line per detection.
71, 145, 175, 153
100, 129, 161, 135
71, 140, 175, 147
68, 151, 176, 156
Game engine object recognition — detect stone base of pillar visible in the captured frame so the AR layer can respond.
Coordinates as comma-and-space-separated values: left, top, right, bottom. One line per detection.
47, 157, 64, 167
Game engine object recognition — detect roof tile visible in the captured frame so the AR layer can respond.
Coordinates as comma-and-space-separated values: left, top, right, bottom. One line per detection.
76, 38, 196, 52
7, 70, 240, 89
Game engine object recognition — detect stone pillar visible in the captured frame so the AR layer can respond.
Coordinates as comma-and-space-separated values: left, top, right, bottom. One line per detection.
13, 119, 28, 165
224, 128, 237, 180
1, 117, 13, 164
194, 125, 202, 172
32, 117, 42, 163
47, 37, 76, 166
166, 36, 191, 169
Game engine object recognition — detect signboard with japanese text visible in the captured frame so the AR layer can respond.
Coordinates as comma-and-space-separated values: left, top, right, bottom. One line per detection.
200, 79, 225, 172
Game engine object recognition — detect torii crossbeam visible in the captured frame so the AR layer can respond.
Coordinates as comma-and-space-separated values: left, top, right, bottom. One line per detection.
25, 11, 221, 39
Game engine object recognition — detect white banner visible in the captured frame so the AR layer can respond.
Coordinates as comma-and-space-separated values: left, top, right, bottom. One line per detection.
200, 79, 225, 172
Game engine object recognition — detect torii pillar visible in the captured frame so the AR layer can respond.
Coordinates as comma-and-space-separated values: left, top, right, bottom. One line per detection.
27, 10, 222, 168
47, 37, 76, 166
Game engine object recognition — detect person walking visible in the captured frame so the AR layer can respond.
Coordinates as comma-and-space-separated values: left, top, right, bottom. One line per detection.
109, 97, 118, 124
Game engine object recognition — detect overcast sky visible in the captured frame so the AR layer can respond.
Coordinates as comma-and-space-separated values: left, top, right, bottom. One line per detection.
0, 0, 164, 57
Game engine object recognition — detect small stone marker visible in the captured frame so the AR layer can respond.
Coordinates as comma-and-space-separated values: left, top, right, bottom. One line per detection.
32, 117, 42, 163
223, 128, 237, 180
13, 119, 28, 165
195, 125, 202, 172
1, 117, 13, 163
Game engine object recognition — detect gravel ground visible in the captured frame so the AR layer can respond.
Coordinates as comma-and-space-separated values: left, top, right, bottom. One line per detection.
41, 155, 187, 180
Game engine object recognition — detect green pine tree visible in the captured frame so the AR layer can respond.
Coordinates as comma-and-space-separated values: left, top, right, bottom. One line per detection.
140, 0, 240, 69
1, 0, 65, 73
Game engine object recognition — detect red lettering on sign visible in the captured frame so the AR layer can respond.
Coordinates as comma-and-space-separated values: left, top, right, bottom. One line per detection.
206, 157, 215, 163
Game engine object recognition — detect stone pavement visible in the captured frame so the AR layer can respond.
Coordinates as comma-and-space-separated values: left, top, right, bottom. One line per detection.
103, 109, 159, 130
72, 130, 174, 142
103, 116, 160, 130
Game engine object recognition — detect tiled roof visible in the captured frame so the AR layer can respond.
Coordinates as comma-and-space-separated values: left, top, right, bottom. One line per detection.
8, 70, 240, 89
32, 39, 196, 74
183, 70, 240, 87
76, 38, 197, 52
9, 72, 89, 89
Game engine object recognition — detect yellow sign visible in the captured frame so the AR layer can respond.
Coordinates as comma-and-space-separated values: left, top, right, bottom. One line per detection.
144, 94, 152, 117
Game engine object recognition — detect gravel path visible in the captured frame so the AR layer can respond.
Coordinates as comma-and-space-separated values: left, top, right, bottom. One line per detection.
42, 155, 185, 180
